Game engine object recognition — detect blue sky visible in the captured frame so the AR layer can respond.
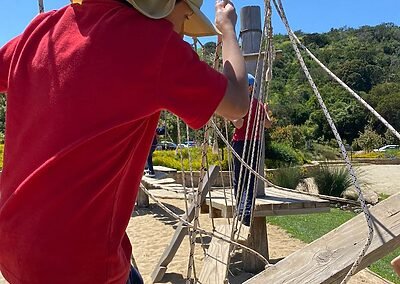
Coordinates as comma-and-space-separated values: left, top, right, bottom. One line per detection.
1, 0, 400, 47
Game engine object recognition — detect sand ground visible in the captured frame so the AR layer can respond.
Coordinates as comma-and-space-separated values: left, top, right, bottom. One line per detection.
357, 165, 400, 196
0, 164, 398, 283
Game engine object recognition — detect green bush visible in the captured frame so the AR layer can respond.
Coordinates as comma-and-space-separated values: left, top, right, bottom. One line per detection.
311, 143, 339, 160
353, 151, 383, 159
270, 167, 303, 189
152, 147, 230, 171
265, 142, 305, 168
311, 164, 353, 197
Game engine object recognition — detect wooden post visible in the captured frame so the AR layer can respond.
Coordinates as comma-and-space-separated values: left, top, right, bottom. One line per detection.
243, 217, 269, 273
38, 0, 45, 13
240, 6, 265, 198
240, 5, 269, 272
136, 187, 149, 208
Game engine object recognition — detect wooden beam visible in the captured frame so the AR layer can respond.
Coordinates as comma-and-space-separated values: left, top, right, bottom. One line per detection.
245, 193, 400, 284
198, 224, 249, 284
150, 165, 220, 283
136, 187, 149, 208
198, 225, 232, 284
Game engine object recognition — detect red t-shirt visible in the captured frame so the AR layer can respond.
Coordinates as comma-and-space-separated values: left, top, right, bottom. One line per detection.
232, 98, 266, 141
0, 1, 227, 283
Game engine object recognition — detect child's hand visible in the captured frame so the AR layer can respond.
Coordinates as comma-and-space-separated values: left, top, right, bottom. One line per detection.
264, 103, 272, 128
215, 1, 237, 35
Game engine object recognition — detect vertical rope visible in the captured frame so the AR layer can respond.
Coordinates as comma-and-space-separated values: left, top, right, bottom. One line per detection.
186, 123, 212, 283
272, 0, 374, 282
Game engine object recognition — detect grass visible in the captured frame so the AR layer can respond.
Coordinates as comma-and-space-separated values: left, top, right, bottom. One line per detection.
378, 193, 391, 202
268, 209, 400, 283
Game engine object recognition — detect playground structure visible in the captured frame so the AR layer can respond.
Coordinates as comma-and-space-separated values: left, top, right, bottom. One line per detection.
31, 1, 400, 283
137, 1, 400, 283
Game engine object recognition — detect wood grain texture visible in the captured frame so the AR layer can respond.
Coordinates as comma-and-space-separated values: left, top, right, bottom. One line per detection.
245, 193, 400, 284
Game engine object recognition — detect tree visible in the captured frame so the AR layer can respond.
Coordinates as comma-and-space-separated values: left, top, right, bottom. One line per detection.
353, 125, 384, 152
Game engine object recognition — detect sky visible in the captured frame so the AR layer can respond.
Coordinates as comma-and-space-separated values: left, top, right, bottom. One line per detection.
1, 0, 400, 47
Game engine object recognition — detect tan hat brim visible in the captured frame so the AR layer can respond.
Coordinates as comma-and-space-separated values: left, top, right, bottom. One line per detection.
184, 2, 221, 37
125, 0, 175, 19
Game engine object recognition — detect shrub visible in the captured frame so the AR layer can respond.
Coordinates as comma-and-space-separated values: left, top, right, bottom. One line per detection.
270, 167, 303, 189
353, 125, 384, 152
270, 125, 306, 149
352, 152, 383, 159
311, 164, 353, 197
265, 142, 305, 168
152, 147, 230, 171
312, 143, 339, 160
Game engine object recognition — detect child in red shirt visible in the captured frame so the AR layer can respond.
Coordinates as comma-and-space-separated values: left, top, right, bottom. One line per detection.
231, 73, 272, 226
0, 0, 249, 283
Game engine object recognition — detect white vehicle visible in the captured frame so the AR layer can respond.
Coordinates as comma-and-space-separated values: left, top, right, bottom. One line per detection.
373, 145, 400, 152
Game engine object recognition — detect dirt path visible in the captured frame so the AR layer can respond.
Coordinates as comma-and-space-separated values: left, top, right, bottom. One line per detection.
357, 165, 400, 196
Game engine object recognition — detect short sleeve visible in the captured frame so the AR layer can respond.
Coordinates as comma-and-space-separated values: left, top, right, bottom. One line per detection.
157, 32, 227, 130
0, 36, 21, 93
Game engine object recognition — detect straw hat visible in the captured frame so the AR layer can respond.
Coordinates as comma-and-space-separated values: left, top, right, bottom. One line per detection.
125, 0, 220, 37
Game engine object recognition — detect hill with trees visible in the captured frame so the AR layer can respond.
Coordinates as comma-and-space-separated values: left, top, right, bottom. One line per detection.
268, 23, 400, 153
0, 23, 399, 162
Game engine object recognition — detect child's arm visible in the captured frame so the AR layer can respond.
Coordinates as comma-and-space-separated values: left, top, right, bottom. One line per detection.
214, 1, 249, 121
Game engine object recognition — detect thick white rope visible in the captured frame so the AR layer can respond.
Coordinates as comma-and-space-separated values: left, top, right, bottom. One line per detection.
272, 0, 374, 282
224, 3, 275, 278
186, 124, 213, 283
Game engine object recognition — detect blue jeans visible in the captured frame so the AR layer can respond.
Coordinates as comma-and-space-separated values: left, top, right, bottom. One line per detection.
126, 266, 143, 284
146, 145, 157, 175
232, 140, 260, 226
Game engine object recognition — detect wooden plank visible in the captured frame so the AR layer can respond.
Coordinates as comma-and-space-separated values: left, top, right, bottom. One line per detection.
254, 207, 330, 217
136, 187, 149, 208
245, 193, 400, 284
198, 224, 244, 284
151, 166, 220, 283
150, 178, 177, 184
205, 188, 330, 218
